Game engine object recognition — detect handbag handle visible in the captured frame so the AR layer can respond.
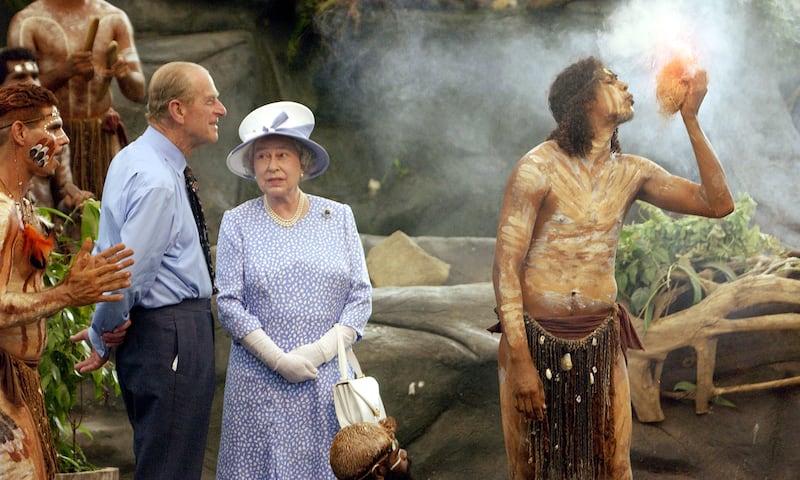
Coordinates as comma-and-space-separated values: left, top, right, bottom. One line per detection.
336, 324, 364, 382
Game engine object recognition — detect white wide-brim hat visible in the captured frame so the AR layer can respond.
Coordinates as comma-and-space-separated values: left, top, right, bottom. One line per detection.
226, 101, 330, 181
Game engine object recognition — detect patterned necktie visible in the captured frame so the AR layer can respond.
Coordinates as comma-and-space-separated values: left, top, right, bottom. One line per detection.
184, 166, 217, 294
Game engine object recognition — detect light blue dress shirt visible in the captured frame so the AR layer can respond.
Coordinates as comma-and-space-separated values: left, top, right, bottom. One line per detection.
89, 126, 213, 357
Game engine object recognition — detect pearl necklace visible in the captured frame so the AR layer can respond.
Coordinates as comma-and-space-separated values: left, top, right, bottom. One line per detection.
265, 192, 307, 228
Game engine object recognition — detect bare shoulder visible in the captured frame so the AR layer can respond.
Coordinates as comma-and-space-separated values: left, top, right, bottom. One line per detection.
93, 0, 133, 22
0, 197, 16, 240
504, 141, 559, 195
521, 140, 560, 162
94, 0, 126, 14
516, 140, 561, 172
617, 153, 669, 178
618, 152, 650, 164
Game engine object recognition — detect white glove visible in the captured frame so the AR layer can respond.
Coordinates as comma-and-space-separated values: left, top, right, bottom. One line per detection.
241, 329, 318, 383
274, 353, 319, 383
290, 324, 357, 368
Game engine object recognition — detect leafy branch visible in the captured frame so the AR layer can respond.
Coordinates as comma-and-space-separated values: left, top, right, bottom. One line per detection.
38, 200, 120, 473
615, 194, 782, 329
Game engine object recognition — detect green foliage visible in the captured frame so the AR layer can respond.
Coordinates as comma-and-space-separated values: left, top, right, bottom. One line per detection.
288, 0, 330, 63
37, 199, 120, 473
288, 0, 355, 64
615, 194, 781, 328
673, 381, 736, 408
385, 158, 410, 181
756, 0, 800, 46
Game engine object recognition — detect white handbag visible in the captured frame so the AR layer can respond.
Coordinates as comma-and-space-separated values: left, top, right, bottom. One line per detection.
333, 325, 387, 428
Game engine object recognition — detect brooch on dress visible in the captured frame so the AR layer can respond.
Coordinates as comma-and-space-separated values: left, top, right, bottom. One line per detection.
322, 208, 332, 220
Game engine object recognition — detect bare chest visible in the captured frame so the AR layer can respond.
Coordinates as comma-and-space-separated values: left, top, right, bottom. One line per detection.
22, 11, 118, 60
541, 158, 640, 233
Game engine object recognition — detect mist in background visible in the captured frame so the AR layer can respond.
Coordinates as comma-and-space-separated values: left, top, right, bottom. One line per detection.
601, 0, 789, 180
317, 0, 800, 245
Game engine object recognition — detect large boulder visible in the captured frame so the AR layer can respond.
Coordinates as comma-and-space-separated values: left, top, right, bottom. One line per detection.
366, 230, 451, 287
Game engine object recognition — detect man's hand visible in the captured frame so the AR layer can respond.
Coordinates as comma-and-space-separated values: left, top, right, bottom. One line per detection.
509, 357, 547, 421
680, 69, 708, 119
67, 51, 94, 81
104, 58, 130, 80
70, 327, 110, 373
101, 319, 131, 348
61, 182, 94, 210
62, 238, 134, 307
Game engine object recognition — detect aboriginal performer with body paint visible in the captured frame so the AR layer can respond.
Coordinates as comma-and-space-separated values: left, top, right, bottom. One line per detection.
490, 56, 734, 479
0, 83, 132, 479
8, 0, 146, 197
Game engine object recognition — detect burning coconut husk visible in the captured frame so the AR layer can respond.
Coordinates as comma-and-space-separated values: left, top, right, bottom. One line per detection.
656, 53, 699, 116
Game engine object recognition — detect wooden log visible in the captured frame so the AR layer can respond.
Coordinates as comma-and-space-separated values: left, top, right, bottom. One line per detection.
661, 376, 800, 399
629, 273, 800, 423
370, 283, 499, 362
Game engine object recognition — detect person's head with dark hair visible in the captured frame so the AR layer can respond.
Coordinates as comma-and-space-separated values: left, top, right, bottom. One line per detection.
546, 56, 625, 157
0, 84, 58, 125
330, 417, 412, 480
0, 46, 40, 87
0, 83, 59, 132
0, 83, 66, 178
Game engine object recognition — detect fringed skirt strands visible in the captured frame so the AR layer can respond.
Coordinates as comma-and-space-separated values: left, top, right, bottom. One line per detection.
522, 308, 627, 480
0, 350, 57, 478
65, 109, 128, 197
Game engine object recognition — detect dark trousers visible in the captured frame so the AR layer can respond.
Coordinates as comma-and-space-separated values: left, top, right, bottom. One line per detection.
116, 298, 215, 480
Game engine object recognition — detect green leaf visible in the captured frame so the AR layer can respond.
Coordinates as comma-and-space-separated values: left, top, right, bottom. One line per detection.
35, 201, 119, 472
80, 199, 101, 242
712, 395, 737, 408
701, 261, 738, 282
615, 194, 784, 331
673, 381, 697, 392
674, 258, 703, 305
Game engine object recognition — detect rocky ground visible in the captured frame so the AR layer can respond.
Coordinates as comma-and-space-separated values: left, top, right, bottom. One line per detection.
76, 247, 800, 479
86, 338, 800, 479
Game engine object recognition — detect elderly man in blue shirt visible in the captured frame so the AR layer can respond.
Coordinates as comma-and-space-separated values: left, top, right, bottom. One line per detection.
71, 61, 227, 480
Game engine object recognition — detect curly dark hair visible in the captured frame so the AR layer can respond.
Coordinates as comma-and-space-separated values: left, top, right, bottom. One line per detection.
0, 46, 38, 83
546, 56, 621, 157
0, 83, 58, 121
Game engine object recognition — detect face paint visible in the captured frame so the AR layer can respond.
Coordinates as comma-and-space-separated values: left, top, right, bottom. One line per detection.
3, 61, 40, 86
29, 138, 55, 167
43, 107, 67, 144
11, 61, 38, 75
25, 107, 64, 168
593, 69, 634, 124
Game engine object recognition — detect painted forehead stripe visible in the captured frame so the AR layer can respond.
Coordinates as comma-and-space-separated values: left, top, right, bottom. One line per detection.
11, 62, 39, 74
44, 107, 67, 141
